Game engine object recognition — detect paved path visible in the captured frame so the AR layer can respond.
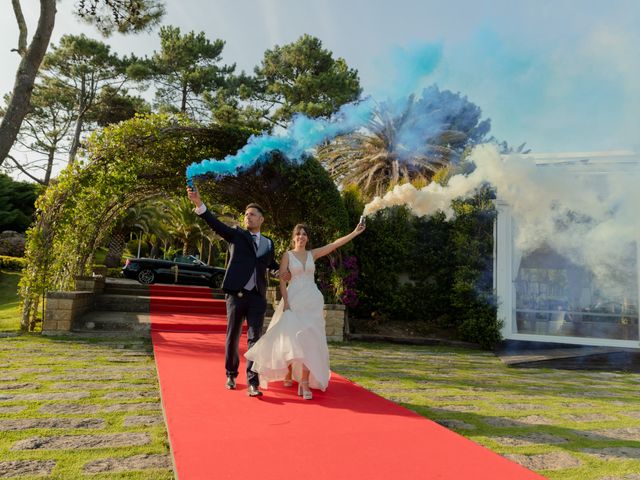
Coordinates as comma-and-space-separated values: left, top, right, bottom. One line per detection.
0, 334, 173, 479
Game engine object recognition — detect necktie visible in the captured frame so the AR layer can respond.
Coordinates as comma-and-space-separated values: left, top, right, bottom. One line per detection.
244, 234, 259, 291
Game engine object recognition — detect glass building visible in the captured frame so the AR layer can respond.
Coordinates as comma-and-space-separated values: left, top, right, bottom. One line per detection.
494, 151, 640, 348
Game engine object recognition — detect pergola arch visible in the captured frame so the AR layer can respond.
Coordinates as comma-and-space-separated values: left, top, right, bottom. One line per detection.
20, 114, 252, 329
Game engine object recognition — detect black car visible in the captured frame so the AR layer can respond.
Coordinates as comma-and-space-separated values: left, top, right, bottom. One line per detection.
122, 255, 225, 287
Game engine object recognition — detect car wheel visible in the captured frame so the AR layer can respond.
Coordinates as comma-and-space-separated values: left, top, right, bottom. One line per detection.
138, 269, 156, 285
209, 274, 223, 289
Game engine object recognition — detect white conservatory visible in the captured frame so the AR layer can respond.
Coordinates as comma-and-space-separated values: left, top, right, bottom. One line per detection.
494, 151, 640, 348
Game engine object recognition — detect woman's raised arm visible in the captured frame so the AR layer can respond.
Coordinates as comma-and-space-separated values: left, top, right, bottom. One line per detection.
311, 223, 365, 261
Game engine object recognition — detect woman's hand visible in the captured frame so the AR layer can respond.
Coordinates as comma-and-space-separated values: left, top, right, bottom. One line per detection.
353, 223, 366, 235
283, 300, 291, 311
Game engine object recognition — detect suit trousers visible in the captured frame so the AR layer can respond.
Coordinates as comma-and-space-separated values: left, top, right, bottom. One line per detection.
224, 290, 267, 386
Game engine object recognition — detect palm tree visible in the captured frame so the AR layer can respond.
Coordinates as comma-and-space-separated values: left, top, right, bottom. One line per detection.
161, 197, 204, 256
150, 196, 236, 261
318, 86, 490, 199
104, 202, 158, 267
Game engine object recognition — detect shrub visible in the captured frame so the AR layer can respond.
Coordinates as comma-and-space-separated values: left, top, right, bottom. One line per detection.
346, 187, 502, 349
0, 256, 27, 271
107, 267, 123, 278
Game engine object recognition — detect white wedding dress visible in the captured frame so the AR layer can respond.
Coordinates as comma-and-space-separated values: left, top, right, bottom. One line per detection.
244, 250, 330, 391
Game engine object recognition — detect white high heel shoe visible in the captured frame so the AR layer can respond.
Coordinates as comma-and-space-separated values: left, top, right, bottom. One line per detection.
298, 381, 312, 400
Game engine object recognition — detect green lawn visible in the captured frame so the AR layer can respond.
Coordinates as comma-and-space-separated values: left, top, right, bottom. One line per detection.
0, 269, 21, 331
93, 246, 109, 265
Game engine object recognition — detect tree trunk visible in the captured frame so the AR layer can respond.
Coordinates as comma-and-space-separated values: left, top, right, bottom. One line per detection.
43, 146, 55, 185
0, 0, 56, 166
181, 85, 188, 112
68, 78, 87, 164
105, 230, 126, 267
68, 113, 83, 165
150, 241, 160, 258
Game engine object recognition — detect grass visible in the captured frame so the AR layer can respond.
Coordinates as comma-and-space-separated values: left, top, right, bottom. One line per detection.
329, 341, 640, 480
0, 334, 173, 479
93, 246, 109, 265
0, 269, 21, 331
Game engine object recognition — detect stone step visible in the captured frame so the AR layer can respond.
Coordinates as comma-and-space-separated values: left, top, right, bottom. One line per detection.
95, 295, 150, 313
74, 311, 151, 334
103, 286, 150, 296
103, 279, 225, 299
104, 279, 149, 295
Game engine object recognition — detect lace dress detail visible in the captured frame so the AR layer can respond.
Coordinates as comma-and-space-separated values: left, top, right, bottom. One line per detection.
244, 251, 330, 390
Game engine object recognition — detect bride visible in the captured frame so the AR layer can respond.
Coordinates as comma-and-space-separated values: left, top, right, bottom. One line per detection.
244, 221, 365, 400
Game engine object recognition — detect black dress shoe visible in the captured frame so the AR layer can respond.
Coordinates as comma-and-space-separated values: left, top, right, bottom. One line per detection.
225, 377, 236, 390
247, 384, 263, 397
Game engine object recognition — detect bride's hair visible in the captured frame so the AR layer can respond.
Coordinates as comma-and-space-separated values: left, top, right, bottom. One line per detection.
291, 223, 312, 250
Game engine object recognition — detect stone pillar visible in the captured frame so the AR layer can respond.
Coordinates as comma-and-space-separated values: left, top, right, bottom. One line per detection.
266, 286, 281, 306
324, 304, 346, 342
43, 291, 94, 334
74, 275, 105, 293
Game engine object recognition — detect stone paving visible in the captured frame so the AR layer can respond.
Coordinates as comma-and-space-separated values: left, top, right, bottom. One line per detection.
0, 336, 173, 479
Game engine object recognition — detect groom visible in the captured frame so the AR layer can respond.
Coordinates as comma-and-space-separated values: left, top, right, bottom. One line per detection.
187, 187, 286, 397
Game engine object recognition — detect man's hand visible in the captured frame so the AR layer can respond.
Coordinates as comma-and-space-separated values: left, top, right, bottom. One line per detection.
279, 270, 292, 283
186, 186, 203, 208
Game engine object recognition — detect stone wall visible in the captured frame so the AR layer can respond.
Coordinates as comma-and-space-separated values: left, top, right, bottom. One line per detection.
264, 302, 346, 342
43, 292, 94, 334
42, 276, 105, 333
74, 276, 106, 294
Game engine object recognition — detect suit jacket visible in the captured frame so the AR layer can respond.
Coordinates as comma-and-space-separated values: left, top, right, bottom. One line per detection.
199, 209, 279, 296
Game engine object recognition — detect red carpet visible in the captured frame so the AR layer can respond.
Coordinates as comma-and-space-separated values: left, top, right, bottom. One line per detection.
150, 286, 544, 480
150, 285, 239, 333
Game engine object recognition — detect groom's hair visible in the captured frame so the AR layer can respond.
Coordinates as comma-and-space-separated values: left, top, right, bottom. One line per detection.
245, 203, 265, 216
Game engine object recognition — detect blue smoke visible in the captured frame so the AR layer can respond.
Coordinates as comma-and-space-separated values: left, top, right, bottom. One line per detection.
186, 98, 375, 180
392, 85, 491, 162
385, 43, 443, 98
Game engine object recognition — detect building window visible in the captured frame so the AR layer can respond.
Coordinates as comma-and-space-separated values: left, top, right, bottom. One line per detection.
514, 244, 638, 341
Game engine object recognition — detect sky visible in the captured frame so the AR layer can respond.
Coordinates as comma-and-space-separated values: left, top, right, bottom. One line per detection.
1, 0, 639, 162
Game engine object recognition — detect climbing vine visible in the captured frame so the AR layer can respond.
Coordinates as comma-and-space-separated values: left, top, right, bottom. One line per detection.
20, 113, 252, 329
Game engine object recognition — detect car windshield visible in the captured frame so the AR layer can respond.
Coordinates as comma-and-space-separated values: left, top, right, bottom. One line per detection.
173, 255, 204, 265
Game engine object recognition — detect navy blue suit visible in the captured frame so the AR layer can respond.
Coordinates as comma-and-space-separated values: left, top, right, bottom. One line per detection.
199, 209, 279, 386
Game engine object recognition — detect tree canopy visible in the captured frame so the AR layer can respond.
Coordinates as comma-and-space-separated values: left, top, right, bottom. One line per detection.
0, 173, 39, 232
0, 0, 164, 167
75, 0, 165, 37
208, 34, 363, 131
41, 34, 142, 163
199, 152, 349, 245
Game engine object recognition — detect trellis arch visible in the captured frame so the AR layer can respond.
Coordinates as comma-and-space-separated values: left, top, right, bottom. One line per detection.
19, 114, 251, 329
